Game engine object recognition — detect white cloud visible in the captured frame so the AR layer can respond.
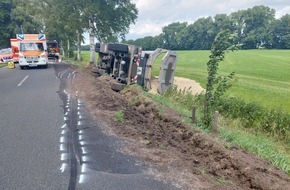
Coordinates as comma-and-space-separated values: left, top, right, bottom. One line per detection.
276, 6, 290, 18
126, 0, 290, 40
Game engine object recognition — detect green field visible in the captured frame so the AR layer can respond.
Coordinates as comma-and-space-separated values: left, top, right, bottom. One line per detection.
152, 50, 290, 112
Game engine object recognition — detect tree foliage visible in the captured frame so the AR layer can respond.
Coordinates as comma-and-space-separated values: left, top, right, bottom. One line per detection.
0, 0, 138, 61
123, 5, 289, 50
0, 0, 14, 48
1, 3, 289, 53
203, 30, 239, 128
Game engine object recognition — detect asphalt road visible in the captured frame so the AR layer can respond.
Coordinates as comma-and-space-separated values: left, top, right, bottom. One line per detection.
0, 63, 178, 190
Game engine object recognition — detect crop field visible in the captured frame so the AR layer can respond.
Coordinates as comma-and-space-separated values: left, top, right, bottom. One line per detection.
152, 50, 290, 112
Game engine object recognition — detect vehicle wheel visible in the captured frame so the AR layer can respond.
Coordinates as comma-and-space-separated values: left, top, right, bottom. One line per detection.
111, 82, 125, 92
108, 43, 129, 53
43, 64, 48, 68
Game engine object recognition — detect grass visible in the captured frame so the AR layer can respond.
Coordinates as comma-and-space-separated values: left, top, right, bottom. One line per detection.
0, 63, 7, 68
146, 88, 290, 175
219, 122, 290, 174
115, 110, 124, 123
152, 49, 290, 112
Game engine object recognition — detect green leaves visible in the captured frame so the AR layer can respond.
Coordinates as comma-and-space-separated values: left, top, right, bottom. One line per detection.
0, 0, 14, 47
204, 30, 238, 128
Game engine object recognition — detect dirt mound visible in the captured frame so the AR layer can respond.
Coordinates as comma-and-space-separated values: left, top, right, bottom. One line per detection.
149, 76, 205, 95
73, 67, 290, 190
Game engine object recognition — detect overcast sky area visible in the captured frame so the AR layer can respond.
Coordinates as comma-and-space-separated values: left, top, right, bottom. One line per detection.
125, 0, 290, 40
83, 0, 289, 44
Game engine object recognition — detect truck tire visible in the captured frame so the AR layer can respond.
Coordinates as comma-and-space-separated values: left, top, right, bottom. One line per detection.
108, 43, 128, 53
111, 82, 126, 92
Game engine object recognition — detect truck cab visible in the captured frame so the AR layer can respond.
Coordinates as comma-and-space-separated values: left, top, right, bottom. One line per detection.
47, 41, 60, 60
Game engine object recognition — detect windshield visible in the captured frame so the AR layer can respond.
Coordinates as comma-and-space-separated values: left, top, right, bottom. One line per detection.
20, 42, 44, 51
0, 48, 12, 55
48, 43, 58, 48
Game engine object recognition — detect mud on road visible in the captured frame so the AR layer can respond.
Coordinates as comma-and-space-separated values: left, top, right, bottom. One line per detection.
72, 66, 289, 190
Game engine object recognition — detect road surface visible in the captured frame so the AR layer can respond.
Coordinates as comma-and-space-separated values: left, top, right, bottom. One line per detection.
0, 63, 178, 190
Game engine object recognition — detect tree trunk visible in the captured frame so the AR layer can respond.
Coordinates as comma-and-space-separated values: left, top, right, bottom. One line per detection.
77, 30, 81, 61
66, 38, 70, 57
89, 17, 95, 65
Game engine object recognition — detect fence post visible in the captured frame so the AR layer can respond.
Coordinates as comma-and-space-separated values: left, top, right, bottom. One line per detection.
192, 107, 196, 123
212, 111, 219, 132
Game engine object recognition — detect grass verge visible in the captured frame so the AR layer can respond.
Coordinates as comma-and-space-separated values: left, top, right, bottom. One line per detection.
0, 63, 7, 68
145, 86, 290, 175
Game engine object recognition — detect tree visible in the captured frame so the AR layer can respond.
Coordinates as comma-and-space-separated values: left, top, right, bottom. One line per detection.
268, 14, 290, 49
80, 0, 138, 64
41, 0, 85, 59
203, 30, 239, 128
214, 14, 233, 32
11, 0, 44, 34
182, 17, 215, 50
162, 22, 187, 50
0, 0, 14, 48
231, 10, 247, 45
242, 5, 275, 49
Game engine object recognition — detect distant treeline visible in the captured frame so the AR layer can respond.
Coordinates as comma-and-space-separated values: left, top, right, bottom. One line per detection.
121, 5, 290, 50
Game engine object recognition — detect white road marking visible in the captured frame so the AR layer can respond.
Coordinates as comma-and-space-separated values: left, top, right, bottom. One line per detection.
78, 174, 85, 184
17, 75, 29, 86
60, 163, 67, 173
60, 136, 65, 143
81, 147, 87, 154
61, 153, 68, 161
81, 163, 88, 173
79, 135, 83, 140
60, 144, 66, 151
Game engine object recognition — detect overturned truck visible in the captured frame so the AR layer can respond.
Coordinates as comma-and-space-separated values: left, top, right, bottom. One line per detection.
92, 43, 177, 94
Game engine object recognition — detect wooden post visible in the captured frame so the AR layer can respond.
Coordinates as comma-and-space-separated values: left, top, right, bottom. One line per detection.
212, 111, 219, 132
192, 107, 196, 123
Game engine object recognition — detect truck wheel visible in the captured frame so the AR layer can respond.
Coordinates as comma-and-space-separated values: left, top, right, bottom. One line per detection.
111, 82, 126, 92
108, 43, 129, 53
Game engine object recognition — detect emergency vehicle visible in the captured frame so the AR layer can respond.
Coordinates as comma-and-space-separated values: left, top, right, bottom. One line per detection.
14, 34, 48, 69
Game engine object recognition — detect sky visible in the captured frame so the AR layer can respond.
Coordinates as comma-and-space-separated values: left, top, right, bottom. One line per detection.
125, 0, 290, 40
83, 0, 290, 44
